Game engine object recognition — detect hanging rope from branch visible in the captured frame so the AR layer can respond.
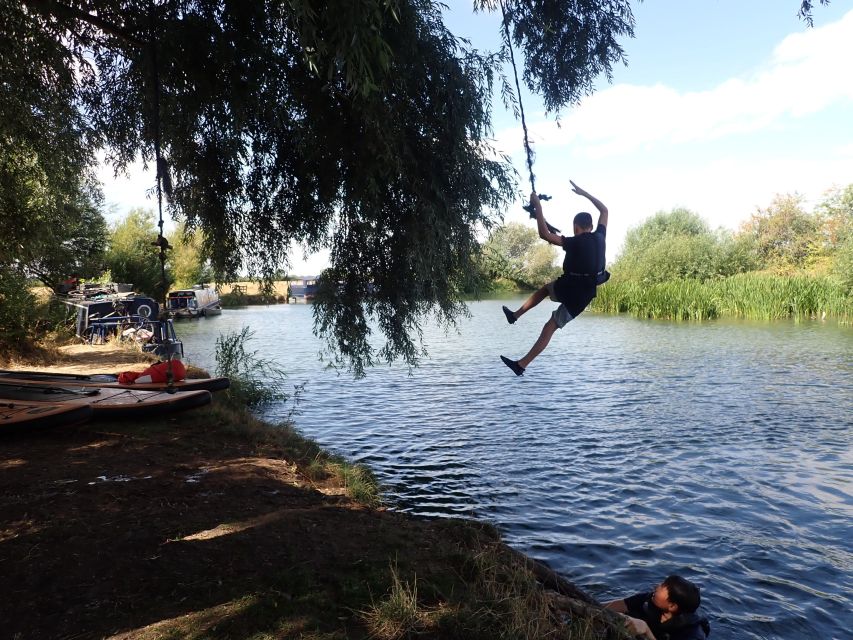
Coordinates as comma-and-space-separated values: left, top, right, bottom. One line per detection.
147, 2, 172, 308
148, 2, 176, 391
498, 1, 559, 233
499, 0, 536, 194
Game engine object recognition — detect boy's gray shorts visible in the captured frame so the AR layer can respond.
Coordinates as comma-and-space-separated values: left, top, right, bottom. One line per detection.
546, 282, 574, 329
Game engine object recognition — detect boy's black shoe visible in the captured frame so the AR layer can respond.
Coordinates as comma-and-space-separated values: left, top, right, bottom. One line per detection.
500, 355, 525, 376
502, 306, 517, 325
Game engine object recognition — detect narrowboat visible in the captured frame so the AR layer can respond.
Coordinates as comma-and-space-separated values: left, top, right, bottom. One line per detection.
288, 277, 319, 302
60, 285, 182, 358
166, 284, 222, 318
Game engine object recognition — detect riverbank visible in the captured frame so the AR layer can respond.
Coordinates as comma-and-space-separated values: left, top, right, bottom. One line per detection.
1, 346, 622, 639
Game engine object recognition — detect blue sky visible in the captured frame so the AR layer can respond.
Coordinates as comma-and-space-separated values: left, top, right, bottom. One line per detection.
99, 1, 853, 270
455, 0, 853, 260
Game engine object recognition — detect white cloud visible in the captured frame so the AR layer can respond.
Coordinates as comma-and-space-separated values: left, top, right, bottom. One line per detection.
492, 9, 853, 257
497, 9, 853, 157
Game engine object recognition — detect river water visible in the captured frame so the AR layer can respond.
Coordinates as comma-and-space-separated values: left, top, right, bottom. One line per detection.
175, 299, 853, 640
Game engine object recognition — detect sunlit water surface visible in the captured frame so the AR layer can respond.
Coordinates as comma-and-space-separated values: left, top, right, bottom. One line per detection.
177, 301, 853, 639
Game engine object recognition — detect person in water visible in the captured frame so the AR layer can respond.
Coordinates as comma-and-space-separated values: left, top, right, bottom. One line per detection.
605, 575, 711, 640
500, 181, 608, 376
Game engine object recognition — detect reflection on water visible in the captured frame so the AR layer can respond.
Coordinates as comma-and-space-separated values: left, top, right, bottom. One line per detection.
177, 301, 853, 640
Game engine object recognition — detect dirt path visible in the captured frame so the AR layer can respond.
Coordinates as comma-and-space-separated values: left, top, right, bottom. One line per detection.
5, 343, 155, 374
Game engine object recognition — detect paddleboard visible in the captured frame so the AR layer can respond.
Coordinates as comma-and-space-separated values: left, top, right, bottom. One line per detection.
0, 401, 94, 432
0, 369, 229, 393
0, 382, 212, 417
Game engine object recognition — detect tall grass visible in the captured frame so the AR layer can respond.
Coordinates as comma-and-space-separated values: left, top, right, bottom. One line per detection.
715, 273, 850, 319
214, 326, 289, 408
326, 460, 381, 507
361, 542, 627, 640
361, 565, 422, 639
592, 273, 852, 321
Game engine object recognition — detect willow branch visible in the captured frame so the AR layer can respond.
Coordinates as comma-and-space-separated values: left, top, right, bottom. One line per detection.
21, 0, 146, 47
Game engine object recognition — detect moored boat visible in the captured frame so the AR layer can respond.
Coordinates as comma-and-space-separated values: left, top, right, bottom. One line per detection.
1, 401, 94, 433
0, 370, 230, 393
167, 284, 221, 318
288, 277, 319, 302
0, 383, 212, 418
61, 287, 184, 358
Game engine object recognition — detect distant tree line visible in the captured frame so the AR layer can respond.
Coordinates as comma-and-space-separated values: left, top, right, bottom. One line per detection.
470, 185, 853, 321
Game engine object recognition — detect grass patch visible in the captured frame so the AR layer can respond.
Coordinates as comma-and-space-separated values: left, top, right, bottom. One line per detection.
592, 272, 852, 321
215, 326, 290, 408
359, 524, 627, 640
327, 460, 382, 507
361, 565, 423, 639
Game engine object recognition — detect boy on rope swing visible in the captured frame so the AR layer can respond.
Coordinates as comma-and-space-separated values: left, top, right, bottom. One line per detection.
500, 181, 609, 376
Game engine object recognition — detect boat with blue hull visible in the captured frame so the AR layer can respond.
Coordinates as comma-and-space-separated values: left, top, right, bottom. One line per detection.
288, 277, 319, 302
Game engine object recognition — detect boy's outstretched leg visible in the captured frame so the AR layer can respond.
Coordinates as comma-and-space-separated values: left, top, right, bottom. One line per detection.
502, 284, 550, 324
518, 318, 559, 369
500, 317, 559, 377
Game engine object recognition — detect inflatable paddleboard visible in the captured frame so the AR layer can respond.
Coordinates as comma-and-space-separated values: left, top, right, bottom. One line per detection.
0, 369, 229, 393
1, 401, 94, 433
0, 383, 212, 418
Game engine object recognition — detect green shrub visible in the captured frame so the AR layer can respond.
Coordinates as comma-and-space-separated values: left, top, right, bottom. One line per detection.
214, 326, 288, 408
480, 223, 560, 289
833, 235, 853, 295
613, 208, 746, 285
0, 267, 36, 350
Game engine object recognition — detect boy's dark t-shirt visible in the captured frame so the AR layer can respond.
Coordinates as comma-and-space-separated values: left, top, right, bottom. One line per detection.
552, 224, 606, 317
623, 592, 710, 640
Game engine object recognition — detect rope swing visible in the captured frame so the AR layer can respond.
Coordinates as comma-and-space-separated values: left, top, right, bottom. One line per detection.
148, 3, 171, 302
147, 2, 176, 392
498, 1, 560, 234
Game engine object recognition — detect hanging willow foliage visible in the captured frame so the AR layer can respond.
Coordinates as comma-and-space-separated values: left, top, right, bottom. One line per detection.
1, 0, 827, 374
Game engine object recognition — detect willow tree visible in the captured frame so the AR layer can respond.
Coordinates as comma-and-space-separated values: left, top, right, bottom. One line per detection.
0, 0, 827, 374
